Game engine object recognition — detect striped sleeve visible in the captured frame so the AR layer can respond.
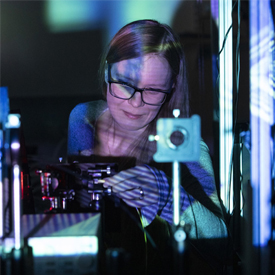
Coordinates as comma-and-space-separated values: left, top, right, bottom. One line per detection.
140, 141, 226, 238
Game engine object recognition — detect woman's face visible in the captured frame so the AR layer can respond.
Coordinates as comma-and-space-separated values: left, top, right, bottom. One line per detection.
106, 54, 172, 132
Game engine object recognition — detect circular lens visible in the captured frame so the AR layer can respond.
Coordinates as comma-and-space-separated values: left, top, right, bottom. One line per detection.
166, 127, 188, 150
170, 130, 185, 146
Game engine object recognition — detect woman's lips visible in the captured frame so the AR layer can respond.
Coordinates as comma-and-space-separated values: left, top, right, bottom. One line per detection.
123, 111, 142, 119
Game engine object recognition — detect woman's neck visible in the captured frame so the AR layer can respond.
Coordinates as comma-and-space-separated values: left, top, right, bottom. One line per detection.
96, 110, 146, 157
107, 116, 145, 156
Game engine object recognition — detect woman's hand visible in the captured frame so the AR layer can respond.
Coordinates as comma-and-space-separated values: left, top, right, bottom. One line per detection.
103, 165, 159, 208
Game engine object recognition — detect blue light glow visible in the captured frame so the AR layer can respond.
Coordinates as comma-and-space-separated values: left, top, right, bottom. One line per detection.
218, 0, 233, 212
250, 0, 274, 247
11, 142, 20, 150
173, 161, 180, 225
211, 0, 219, 21
0, 169, 3, 239
6, 114, 20, 128
13, 165, 21, 250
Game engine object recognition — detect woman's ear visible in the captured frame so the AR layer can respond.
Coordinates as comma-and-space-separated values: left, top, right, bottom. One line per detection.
170, 78, 176, 91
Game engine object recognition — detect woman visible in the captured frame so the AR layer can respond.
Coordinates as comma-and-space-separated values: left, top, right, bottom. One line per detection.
68, 20, 230, 274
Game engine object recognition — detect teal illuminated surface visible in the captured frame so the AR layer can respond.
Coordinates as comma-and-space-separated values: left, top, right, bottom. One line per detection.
44, 1, 181, 41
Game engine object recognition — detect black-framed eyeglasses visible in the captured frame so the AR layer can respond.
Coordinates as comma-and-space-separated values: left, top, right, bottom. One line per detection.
107, 64, 172, 106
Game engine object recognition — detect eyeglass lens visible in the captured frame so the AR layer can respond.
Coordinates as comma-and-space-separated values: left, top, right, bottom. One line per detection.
111, 83, 166, 105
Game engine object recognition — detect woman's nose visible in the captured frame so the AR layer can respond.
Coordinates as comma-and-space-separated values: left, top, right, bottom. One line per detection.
128, 91, 144, 107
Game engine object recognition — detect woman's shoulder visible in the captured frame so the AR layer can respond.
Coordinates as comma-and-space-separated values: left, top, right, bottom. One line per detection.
69, 100, 108, 122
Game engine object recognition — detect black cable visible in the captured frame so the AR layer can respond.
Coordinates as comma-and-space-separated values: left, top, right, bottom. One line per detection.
187, 193, 198, 240
185, 193, 229, 274
105, 193, 157, 249
102, 193, 173, 274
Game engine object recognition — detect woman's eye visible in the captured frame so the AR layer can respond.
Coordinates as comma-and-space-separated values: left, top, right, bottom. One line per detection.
145, 90, 159, 95
120, 84, 134, 93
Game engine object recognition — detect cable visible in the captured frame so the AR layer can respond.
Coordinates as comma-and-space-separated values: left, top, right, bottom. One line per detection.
187, 193, 198, 240
214, 0, 241, 215
228, 0, 241, 215
105, 194, 172, 274
214, 0, 238, 120
136, 208, 148, 274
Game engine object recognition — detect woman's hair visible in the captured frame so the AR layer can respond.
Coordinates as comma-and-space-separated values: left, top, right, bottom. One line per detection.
98, 19, 190, 164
